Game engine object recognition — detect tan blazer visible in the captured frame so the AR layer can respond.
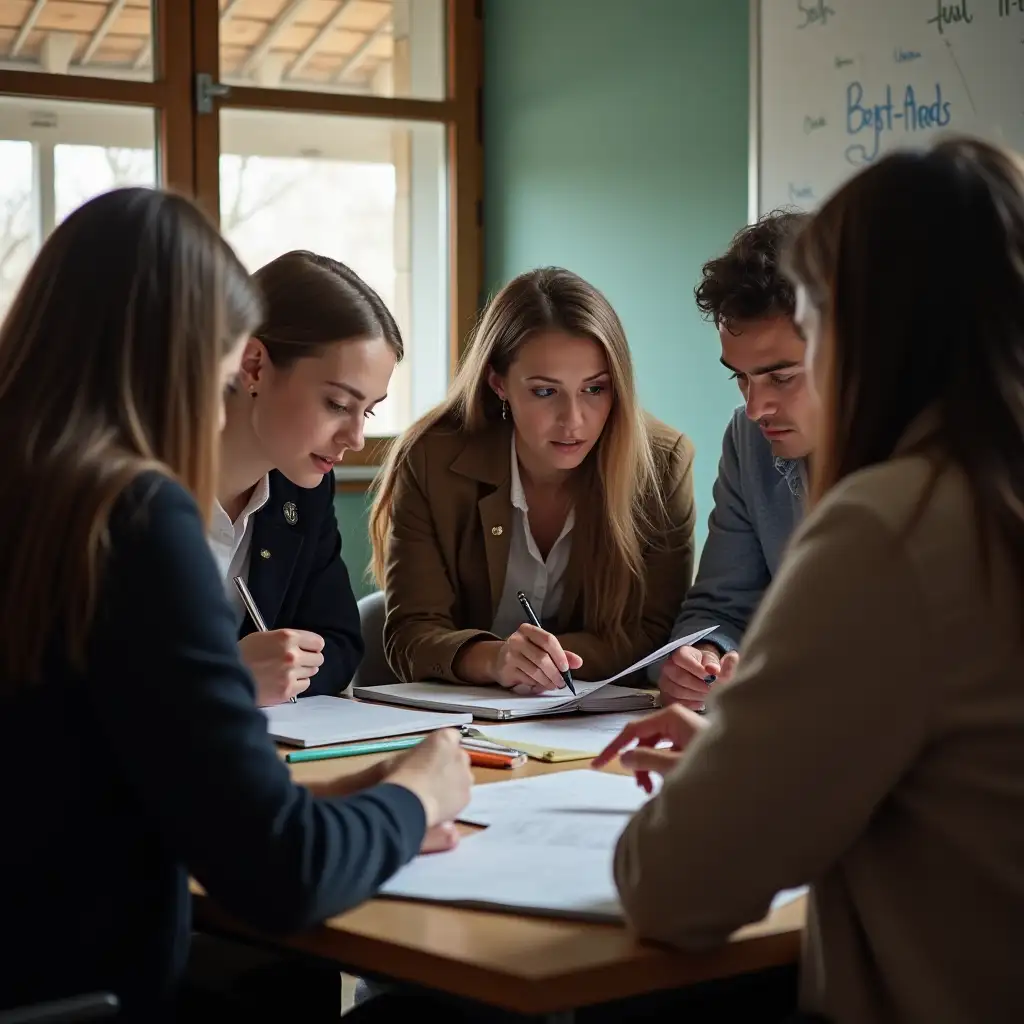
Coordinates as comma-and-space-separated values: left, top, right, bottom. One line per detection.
382, 416, 695, 684
615, 420, 1024, 1024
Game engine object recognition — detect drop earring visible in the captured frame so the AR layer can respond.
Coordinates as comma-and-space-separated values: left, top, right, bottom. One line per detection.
501, 398, 508, 421
249, 386, 257, 398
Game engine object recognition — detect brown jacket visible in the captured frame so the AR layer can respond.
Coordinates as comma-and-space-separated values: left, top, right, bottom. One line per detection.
382, 416, 695, 684
615, 427, 1024, 1023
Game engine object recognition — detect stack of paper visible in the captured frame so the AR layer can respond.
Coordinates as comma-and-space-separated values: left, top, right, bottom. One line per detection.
382, 771, 810, 923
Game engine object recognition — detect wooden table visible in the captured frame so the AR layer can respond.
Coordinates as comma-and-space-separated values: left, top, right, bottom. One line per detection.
193, 743, 804, 1019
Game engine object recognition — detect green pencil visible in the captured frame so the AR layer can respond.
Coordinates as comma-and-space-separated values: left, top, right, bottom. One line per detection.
285, 735, 423, 763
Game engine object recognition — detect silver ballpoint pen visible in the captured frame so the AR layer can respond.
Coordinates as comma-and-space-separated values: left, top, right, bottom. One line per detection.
233, 575, 297, 703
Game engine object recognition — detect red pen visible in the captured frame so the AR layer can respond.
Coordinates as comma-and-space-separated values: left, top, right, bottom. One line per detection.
466, 748, 526, 770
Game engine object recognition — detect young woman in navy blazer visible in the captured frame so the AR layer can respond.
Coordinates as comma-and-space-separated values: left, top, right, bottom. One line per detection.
216, 251, 402, 705
0, 189, 471, 1020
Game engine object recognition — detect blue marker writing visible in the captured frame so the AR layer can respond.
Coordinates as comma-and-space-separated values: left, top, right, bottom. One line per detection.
844, 81, 953, 165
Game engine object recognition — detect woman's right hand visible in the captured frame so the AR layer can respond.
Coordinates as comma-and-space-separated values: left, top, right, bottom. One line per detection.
238, 628, 324, 706
493, 624, 583, 695
385, 729, 473, 828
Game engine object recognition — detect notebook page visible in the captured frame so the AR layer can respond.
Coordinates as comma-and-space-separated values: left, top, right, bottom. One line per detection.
584, 625, 720, 686
358, 681, 583, 714
458, 769, 652, 827
261, 695, 472, 747
383, 807, 809, 924
380, 810, 628, 922
355, 627, 719, 717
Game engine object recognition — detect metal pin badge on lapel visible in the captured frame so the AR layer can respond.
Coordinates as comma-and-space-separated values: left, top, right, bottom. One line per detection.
283, 501, 298, 526
491, 525, 503, 536
259, 548, 271, 560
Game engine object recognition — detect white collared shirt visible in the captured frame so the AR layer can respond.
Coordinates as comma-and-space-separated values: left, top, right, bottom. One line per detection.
209, 474, 271, 622
490, 436, 575, 639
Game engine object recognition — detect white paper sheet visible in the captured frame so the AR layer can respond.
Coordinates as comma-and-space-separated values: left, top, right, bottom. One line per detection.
479, 712, 654, 758
457, 769, 652, 827
587, 626, 720, 685
261, 695, 471, 748
381, 810, 628, 922
383, 806, 810, 924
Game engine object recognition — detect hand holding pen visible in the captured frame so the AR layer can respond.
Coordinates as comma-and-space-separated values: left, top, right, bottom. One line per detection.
488, 591, 581, 696
233, 576, 323, 706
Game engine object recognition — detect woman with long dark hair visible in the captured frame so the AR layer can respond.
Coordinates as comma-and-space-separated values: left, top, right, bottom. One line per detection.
604, 137, 1024, 1023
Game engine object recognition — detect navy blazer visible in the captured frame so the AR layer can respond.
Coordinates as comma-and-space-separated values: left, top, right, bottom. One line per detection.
0, 475, 425, 1020
242, 470, 363, 696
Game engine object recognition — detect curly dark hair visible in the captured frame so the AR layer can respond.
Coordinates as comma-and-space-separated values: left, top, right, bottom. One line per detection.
695, 210, 809, 330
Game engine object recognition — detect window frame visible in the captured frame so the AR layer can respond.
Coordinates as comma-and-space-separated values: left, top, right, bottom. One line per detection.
0, 0, 484, 481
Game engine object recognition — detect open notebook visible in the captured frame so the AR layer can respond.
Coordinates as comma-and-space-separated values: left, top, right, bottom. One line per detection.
261, 695, 472, 747
353, 627, 717, 721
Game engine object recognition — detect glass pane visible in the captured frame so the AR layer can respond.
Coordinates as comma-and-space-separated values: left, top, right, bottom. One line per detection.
0, 1, 154, 82
0, 96, 157, 319
220, 0, 445, 100
0, 140, 34, 316
220, 107, 449, 437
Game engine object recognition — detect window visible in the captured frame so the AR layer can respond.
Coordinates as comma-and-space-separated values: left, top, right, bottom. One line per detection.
0, 0, 482, 467
0, 139, 34, 314
218, 109, 448, 438
0, 96, 157, 318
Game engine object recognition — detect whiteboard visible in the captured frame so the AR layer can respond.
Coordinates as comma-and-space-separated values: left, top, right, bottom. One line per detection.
751, 0, 1024, 218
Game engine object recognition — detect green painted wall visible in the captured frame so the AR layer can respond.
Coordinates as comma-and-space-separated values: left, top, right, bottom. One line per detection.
336, 491, 375, 598
483, 0, 750, 549
339, 0, 752, 596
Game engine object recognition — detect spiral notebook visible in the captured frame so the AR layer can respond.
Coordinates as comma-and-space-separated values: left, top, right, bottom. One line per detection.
353, 627, 717, 721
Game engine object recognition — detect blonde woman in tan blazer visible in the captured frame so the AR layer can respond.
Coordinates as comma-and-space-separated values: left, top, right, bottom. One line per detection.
369, 268, 695, 691
595, 138, 1024, 1023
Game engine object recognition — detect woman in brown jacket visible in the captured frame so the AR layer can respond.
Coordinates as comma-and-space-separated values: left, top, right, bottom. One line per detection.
369, 267, 695, 691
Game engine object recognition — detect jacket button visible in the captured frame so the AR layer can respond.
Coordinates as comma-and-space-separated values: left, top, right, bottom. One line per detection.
491, 525, 503, 536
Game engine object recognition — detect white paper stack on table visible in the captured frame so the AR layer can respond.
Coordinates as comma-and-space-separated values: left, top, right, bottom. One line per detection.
381, 769, 809, 923
262, 695, 471, 748
353, 627, 718, 721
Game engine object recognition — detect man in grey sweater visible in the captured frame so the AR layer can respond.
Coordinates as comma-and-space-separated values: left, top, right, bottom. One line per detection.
653, 211, 811, 709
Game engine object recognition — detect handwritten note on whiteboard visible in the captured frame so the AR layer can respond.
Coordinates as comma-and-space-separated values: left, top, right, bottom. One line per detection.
755, 0, 1024, 215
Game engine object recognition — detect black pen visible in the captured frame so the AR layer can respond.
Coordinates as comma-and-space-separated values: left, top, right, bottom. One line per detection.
516, 590, 576, 695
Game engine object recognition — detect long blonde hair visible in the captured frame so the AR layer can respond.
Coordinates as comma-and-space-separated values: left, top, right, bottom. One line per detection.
0, 187, 263, 686
370, 267, 664, 644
